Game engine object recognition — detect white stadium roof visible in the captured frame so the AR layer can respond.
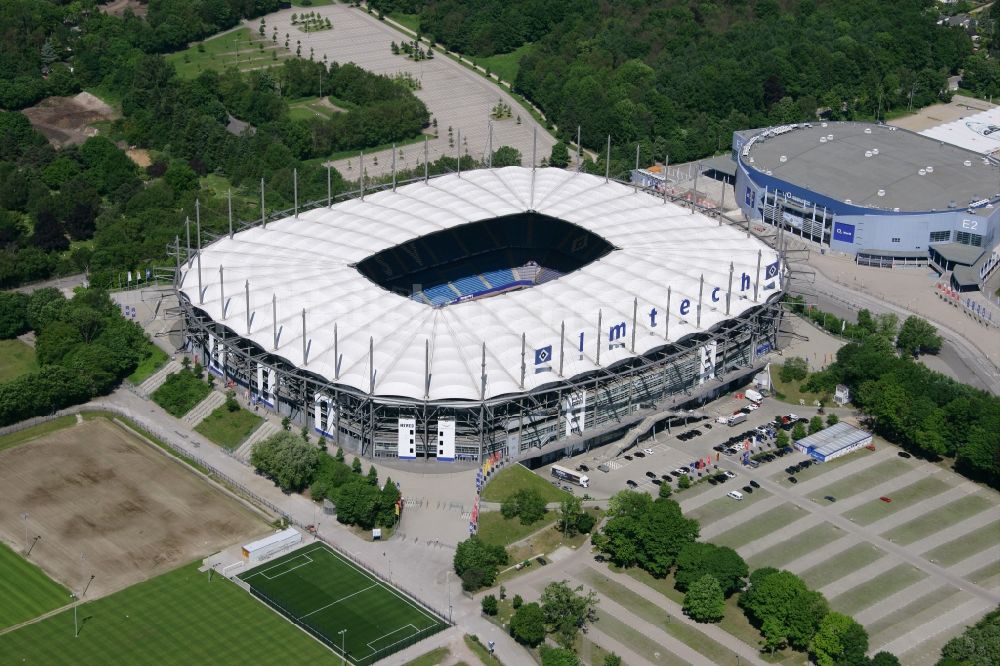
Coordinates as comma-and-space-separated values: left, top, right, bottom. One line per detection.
920, 106, 1000, 157
179, 167, 780, 402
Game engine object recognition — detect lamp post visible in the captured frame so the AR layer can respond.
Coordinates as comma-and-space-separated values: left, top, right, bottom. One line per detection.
338, 628, 347, 665
71, 592, 78, 638
21, 512, 28, 553
446, 570, 453, 623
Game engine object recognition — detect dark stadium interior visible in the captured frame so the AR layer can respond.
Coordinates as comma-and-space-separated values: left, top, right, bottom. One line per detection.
355, 213, 616, 295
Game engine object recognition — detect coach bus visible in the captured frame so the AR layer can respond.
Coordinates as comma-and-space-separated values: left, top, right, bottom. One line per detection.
551, 464, 589, 488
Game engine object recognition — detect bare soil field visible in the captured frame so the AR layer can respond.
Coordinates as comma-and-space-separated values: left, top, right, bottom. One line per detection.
21, 92, 119, 148
0, 418, 265, 599
98, 0, 147, 18
889, 94, 995, 132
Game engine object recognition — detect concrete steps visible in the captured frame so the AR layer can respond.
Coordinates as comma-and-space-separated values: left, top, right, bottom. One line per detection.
236, 421, 282, 462
182, 390, 226, 427
138, 359, 181, 395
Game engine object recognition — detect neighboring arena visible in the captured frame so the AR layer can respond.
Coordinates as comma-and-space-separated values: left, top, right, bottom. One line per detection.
177, 167, 782, 463
733, 122, 1000, 283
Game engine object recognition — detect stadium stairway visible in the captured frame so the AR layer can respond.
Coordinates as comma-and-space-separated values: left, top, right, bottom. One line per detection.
137, 359, 181, 396
236, 420, 282, 462
181, 390, 226, 427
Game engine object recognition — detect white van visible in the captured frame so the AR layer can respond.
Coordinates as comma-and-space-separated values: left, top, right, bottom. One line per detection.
727, 490, 744, 501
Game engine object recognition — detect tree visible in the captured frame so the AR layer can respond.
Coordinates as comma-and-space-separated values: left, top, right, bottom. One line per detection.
809, 415, 824, 434
740, 568, 829, 651
780, 357, 809, 383
674, 542, 748, 596
678, 474, 691, 489
870, 652, 900, 666
792, 422, 807, 441
596, 491, 698, 576
0, 292, 30, 339
491, 145, 522, 167
334, 480, 382, 528
857, 309, 876, 336
896, 316, 942, 356
539, 646, 579, 666
453, 536, 508, 591
549, 141, 570, 168
501, 488, 547, 525
352, 456, 363, 474
775, 430, 790, 448
335, 446, 345, 462
604, 654, 622, 666
366, 465, 379, 485
684, 574, 725, 623
826, 413, 839, 427
576, 511, 596, 534
481, 594, 498, 616
558, 496, 583, 535
510, 602, 546, 647
512, 594, 523, 609
250, 431, 320, 492
540, 580, 598, 647
810, 612, 868, 666
939, 606, 1000, 666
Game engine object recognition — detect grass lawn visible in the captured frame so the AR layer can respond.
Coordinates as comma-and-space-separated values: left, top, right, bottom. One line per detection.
504, 508, 600, 563
464, 634, 500, 666
0, 415, 77, 453
387, 12, 420, 33
748, 522, 846, 569
576, 634, 613, 666
239, 543, 445, 664
0, 562, 334, 664
476, 510, 558, 550
470, 43, 535, 85
769, 367, 831, 406
806, 457, 912, 499
686, 489, 772, 526
922, 522, 1000, 566
0, 339, 37, 382
126, 344, 168, 384
867, 587, 970, 648
194, 405, 263, 450
798, 543, 884, 589
712, 504, 807, 550
879, 493, 995, 544
841, 476, 950, 526
480, 464, 572, 503
583, 569, 737, 664
166, 28, 292, 79
0, 542, 70, 630
592, 609, 688, 664
829, 564, 927, 616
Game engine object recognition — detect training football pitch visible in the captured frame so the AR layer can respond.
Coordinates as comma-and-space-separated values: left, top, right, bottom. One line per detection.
238, 544, 446, 664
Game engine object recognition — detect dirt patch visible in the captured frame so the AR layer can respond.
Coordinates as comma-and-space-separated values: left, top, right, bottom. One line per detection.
127, 147, 152, 167
0, 418, 265, 599
21, 92, 119, 148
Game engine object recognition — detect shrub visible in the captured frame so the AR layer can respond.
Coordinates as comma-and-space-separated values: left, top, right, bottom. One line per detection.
481, 594, 498, 616
512, 594, 523, 609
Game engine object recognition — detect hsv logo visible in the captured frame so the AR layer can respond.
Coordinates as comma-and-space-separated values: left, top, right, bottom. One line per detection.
833, 222, 856, 244
745, 187, 754, 207
764, 261, 780, 281
534, 345, 552, 365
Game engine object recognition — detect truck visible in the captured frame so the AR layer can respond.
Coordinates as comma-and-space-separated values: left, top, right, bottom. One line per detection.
745, 388, 763, 404
727, 413, 748, 427
551, 464, 589, 488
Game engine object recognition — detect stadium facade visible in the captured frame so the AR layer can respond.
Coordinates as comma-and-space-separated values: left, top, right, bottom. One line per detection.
177, 167, 783, 463
733, 122, 1000, 277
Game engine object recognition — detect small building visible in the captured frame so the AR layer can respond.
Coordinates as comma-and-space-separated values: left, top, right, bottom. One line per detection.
794, 422, 872, 462
242, 528, 301, 563
834, 384, 850, 406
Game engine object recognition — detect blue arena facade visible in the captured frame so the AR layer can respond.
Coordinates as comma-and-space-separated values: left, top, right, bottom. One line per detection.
732, 122, 1000, 280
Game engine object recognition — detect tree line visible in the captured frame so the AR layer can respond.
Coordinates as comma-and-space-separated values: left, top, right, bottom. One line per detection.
377, 0, 971, 168
0, 287, 158, 426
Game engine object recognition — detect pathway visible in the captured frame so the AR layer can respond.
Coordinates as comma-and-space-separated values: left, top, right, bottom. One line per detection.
138, 359, 181, 395
181, 390, 226, 426
236, 420, 281, 461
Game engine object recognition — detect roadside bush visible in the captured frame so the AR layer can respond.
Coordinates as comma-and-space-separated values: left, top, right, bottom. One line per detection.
500, 488, 546, 525
152, 366, 212, 417
453, 536, 509, 591
250, 431, 320, 493
510, 602, 546, 647
779, 357, 809, 383
481, 594, 498, 616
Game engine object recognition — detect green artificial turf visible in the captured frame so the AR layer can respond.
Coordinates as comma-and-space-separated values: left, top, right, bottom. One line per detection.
0, 542, 70, 630
0, 562, 335, 664
239, 544, 446, 664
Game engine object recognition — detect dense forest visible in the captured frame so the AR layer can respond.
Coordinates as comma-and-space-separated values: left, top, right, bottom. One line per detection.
375, 0, 973, 163
0, 0, 433, 289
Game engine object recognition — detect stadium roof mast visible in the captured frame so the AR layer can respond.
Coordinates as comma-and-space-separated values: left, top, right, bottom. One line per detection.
576, 126, 581, 172
360, 151, 366, 201
456, 129, 461, 178
519, 333, 526, 389
260, 178, 265, 229
302, 308, 308, 365
185, 216, 191, 267
634, 144, 640, 193
244, 280, 250, 335
272, 293, 277, 350
327, 164, 332, 208
195, 200, 202, 305
487, 121, 493, 168
665, 286, 672, 340
228, 189, 233, 239
423, 135, 429, 183
334, 322, 339, 380
218, 266, 225, 319
530, 127, 537, 209
605, 135, 611, 183
293, 168, 298, 218
391, 142, 397, 191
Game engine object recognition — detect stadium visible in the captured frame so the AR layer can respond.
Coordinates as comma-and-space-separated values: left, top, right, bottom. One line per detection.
733, 122, 1000, 287
177, 167, 783, 463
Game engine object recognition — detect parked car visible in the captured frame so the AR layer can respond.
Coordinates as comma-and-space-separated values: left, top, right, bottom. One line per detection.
788, 476, 798, 484
724, 470, 737, 479
749, 480, 760, 488
624, 455, 633, 461
898, 451, 912, 459
578, 464, 590, 472
634, 451, 646, 458
626, 479, 638, 488
708, 477, 719, 485
645, 471, 656, 478
713, 445, 726, 452
880, 496, 892, 503
651, 478, 662, 485
643, 448, 655, 455
672, 468, 689, 477
742, 485, 754, 493
747, 460, 760, 469
727, 490, 744, 501
824, 495, 837, 502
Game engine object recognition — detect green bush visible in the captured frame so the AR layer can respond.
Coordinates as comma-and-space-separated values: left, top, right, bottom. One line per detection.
779, 357, 809, 383
481, 594, 498, 616
152, 367, 212, 418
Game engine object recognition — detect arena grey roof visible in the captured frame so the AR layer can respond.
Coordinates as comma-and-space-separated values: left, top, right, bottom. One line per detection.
743, 122, 1000, 212
930, 242, 986, 266
178, 168, 780, 402
795, 422, 873, 461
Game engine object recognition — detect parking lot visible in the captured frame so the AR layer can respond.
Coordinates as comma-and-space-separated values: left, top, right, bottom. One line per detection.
537, 392, 1000, 664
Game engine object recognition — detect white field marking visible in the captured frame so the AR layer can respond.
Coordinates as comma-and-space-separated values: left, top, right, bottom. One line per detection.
365, 624, 419, 654
317, 544, 440, 627
299, 583, 380, 620
242, 545, 327, 580
257, 554, 314, 580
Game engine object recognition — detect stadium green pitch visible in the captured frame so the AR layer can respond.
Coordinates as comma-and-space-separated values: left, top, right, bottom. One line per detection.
239, 543, 447, 664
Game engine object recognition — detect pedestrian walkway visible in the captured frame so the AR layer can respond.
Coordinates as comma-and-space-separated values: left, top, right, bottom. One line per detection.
182, 390, 226, 426
236, 420, 282, 461
138, 359, 181, 395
